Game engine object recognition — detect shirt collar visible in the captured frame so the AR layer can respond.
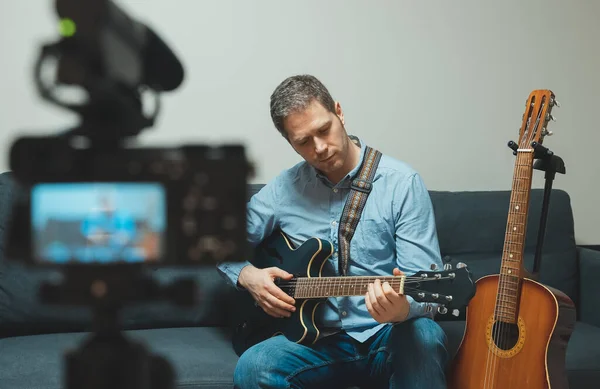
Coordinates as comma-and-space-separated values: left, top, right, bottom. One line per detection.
314, 135, 367, 187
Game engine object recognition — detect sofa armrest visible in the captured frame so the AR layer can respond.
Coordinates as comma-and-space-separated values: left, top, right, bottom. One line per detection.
577, 246, 600, 327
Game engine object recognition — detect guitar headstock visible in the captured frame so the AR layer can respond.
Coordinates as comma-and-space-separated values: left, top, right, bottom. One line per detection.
403, 265, 476, 316
518, 89, 559, 149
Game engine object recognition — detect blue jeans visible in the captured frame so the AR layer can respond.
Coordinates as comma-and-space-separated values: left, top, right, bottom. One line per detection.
234, 317, 448, 389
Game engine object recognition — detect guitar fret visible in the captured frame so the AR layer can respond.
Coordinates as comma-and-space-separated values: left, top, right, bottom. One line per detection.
497, 293, 518, 302
495, 307, 517, 316
503, 240, 524, 245
495, 313, 517, 323
499, 279, 519, 287
497, 298, 517, 305
499, 285, 519, 293
499, 290, 518, 298
494, 306, 516, 315
501, 270, 520, 276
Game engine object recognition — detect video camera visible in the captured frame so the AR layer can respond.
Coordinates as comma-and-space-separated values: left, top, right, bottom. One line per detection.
3, 0, 250, 388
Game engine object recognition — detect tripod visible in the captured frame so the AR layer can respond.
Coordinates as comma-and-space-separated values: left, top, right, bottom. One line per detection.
39, 265, 197, 389
64, 304, 175, 389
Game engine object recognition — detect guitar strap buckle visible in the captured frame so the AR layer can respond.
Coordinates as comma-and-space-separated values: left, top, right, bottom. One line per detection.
350, 178, 373, 193
337, 143, 382, 276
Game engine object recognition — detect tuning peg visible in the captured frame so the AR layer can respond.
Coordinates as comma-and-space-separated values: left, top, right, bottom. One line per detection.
444, 263, 453, 270
452, 309, 460, 317
456, 262, 467, 269
542, 128, 554, 136
438, 306, 448, 314
551, 98, 561, 108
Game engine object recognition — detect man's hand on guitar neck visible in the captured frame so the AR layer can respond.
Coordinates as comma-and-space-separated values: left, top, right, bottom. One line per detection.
238, 265, 297, 318
365, 268, 410, 324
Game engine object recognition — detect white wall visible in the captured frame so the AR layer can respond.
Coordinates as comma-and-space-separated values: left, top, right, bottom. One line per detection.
1, 0, 598, 244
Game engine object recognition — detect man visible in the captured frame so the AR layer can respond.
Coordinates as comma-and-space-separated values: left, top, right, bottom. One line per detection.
80, 193, 137, 262
217, 75, 447, 388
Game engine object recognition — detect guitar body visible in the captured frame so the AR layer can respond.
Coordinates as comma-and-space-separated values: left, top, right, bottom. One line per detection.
449, 275, 576, 389
231, 231, 333, 356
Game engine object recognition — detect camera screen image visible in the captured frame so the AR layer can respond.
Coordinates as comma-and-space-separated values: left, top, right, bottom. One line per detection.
31, 182, 166, 264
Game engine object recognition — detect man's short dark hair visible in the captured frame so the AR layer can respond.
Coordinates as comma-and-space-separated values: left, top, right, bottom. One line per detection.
270, 75, 336, 139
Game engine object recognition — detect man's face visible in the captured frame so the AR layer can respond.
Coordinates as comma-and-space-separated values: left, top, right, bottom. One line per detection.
100, 196, 114, 216
283, 99, 350, 178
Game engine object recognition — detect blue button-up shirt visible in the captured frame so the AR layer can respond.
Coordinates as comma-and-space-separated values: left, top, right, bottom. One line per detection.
218, 138, 443, 343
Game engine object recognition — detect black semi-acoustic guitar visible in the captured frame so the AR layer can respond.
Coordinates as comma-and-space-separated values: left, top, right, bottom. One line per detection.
231, 230, 476, 356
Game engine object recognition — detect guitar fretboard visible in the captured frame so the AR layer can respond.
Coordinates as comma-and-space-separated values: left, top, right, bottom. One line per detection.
496, 146, 534, 323
290, 276, 405, 299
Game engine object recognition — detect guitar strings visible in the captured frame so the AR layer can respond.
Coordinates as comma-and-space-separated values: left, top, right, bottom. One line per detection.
276, 277, 458, 302
276, 275, 458, 285
497, 103, 540, 388
276, 276, 459, 289
484, 98, 543, 388
486, 117, 520, 389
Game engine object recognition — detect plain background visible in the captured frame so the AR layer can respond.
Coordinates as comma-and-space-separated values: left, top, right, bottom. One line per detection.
0, 0, 598, 244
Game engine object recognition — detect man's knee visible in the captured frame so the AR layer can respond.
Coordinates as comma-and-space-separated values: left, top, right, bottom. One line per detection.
391, 317, 448, 356
234, 342, 276, 388
386, 318, 448, 388
233, 336, 291, 389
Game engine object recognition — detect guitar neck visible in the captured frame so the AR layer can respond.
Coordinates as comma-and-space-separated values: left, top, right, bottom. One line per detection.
496, 146, 535, 323
289, 276, 405, 299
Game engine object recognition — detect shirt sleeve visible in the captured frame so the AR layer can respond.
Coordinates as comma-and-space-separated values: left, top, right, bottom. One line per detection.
393, 173, 444, 321
216, 177, 281, 290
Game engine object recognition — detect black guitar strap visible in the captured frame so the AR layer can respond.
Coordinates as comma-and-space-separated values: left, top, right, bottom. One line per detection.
338, 136, 382, 276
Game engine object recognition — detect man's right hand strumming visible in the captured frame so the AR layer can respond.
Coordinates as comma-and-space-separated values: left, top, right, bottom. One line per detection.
238, 265, 296, 318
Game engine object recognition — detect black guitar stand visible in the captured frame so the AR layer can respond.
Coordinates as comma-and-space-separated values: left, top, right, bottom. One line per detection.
507, 140, 566, 280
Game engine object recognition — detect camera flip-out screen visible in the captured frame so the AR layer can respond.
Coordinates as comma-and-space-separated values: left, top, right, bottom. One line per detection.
32, 182, 166, 264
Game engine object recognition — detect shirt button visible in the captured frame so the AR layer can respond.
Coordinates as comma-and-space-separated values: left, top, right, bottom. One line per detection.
341, 311, 347, 317
333, 188, 338, 193
331, 221, 337, 226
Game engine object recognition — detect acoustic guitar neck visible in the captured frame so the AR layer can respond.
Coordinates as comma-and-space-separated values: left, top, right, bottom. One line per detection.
496, 90, 558, 324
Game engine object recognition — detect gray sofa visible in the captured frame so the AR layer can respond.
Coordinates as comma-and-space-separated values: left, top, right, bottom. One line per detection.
0, 171, 599, 389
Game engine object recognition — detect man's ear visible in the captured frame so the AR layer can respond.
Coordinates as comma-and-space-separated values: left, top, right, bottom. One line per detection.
335, 101, 345, 125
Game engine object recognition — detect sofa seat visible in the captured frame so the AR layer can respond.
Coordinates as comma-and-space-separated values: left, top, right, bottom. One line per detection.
0, 327, 239, 389
1, 321, 599, 389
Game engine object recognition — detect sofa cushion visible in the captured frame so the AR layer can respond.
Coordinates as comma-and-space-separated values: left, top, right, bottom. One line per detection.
0, 327, 238, 389
1, 322, 598, 389
571, 321, 600, 365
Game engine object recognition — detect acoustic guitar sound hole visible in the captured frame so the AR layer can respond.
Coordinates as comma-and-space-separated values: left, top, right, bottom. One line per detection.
491, 321, 520, 350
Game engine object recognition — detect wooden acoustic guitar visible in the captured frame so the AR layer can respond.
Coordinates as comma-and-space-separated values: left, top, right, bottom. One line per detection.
448, 90, 576, 389
231, 229, 477, 356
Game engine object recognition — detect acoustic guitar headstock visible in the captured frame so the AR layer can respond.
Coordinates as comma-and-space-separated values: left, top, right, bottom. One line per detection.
517, 90, 559, 149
